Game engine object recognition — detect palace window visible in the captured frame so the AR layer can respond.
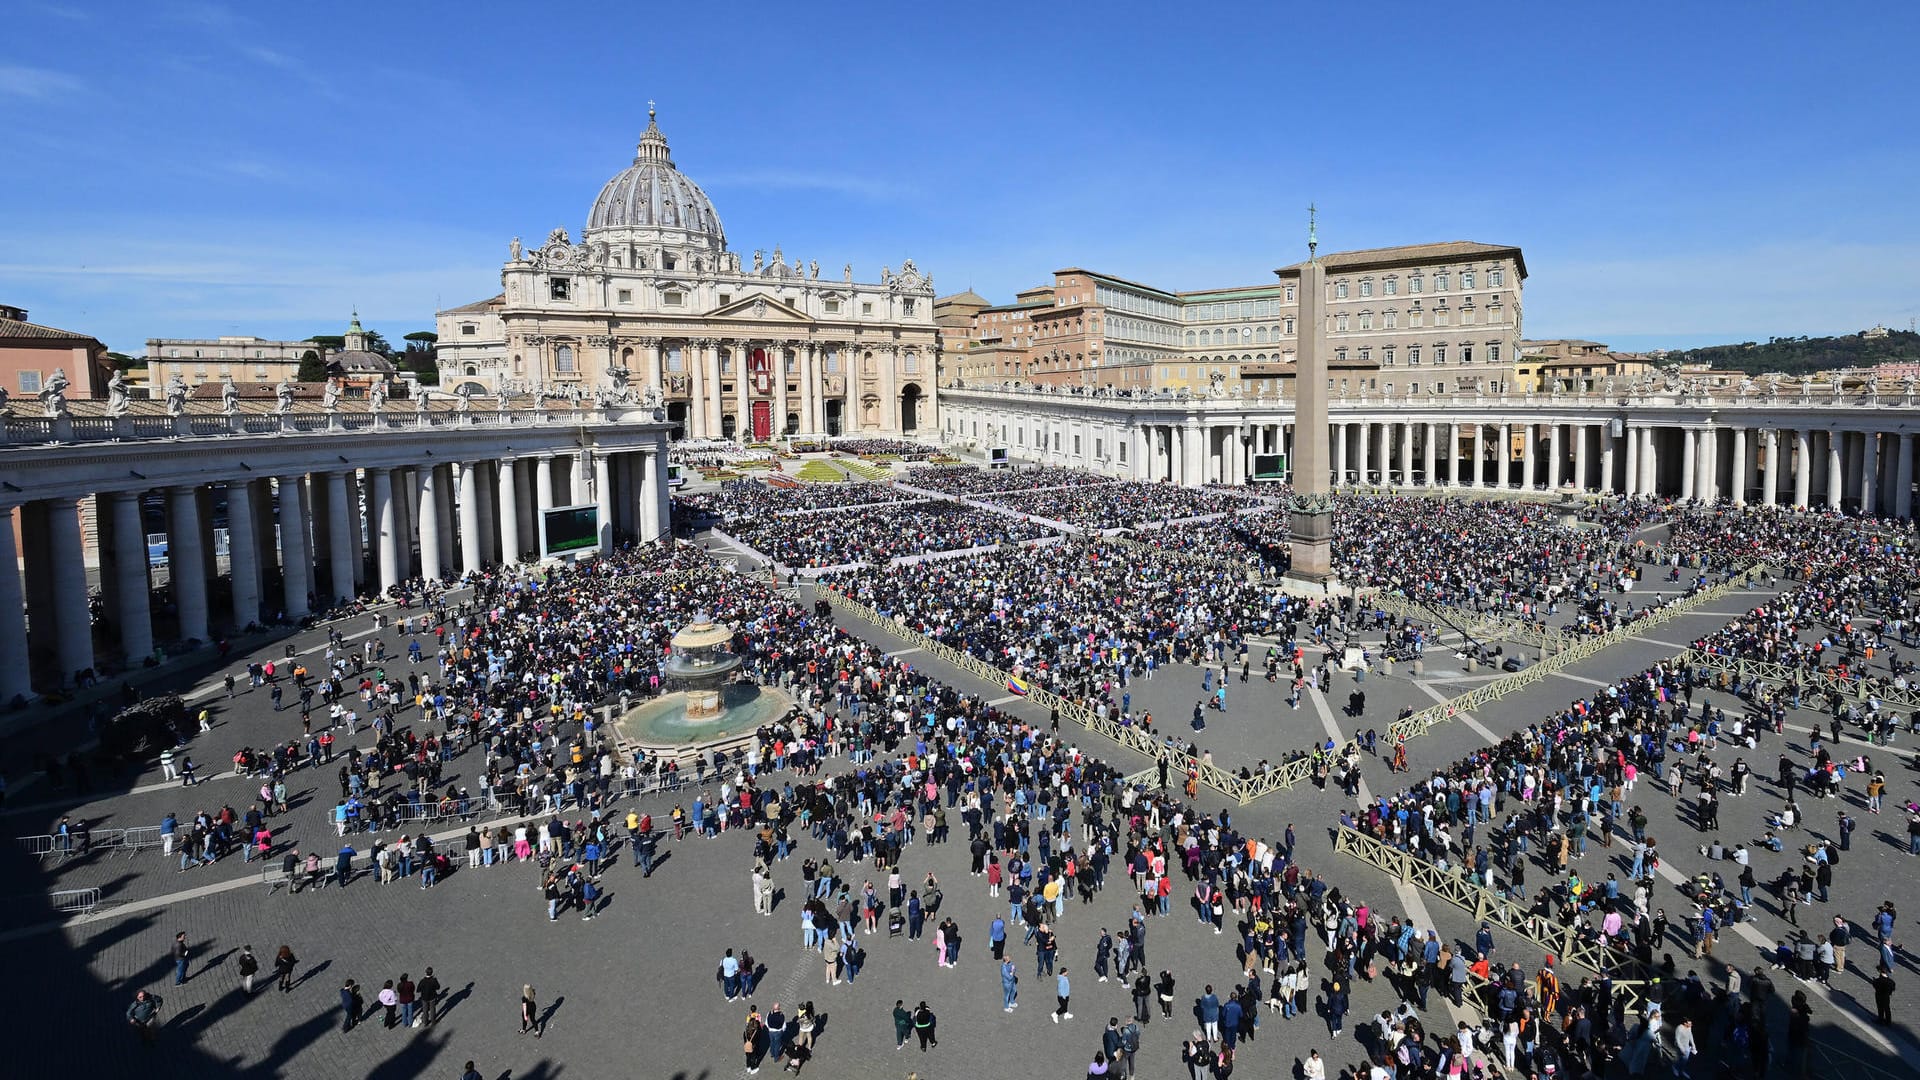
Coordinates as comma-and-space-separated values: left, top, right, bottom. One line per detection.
1435, 272, 1450, 291
1410, 382, 1421, 395
903, 298, 916, 316
1384, 310, 1398, 329
461, 324, 476, 336
666, 347, 683, 372
1335, 348, 1348, 362
1462, 344, 1474, 363
1384, 278, 1398, 296
1489, 269, 1505, 287
1359, 312, 1373, 330
1283, 317, 1295, 335
18, 370, 41, 393
1434, 346, 1447, 364
1384, 346, 1396, 365
861, 302, 873, 315
555, 345, 576, 373
1435, 308, 1450, 327
1408, 276, 1423, 294
1335, 281, 1348, 299
825, 299, 841, 314
1359, 347, 1371, 361
1488, 344, 1501, 363
616, 289, 632, 303
1462, 271, 1476, 289
663, 291, 684, 306
549, 277, 570, 300
1284, 285, 1296, 302
1409, 346, 1421, 364
1359, 280, 1372, 297
1335, 315, 1348, 332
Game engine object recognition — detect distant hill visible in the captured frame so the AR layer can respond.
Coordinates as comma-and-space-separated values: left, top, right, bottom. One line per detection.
1665, 329, 1920, 375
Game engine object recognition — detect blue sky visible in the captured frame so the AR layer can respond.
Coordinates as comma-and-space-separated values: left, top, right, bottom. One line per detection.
3, 1, 1916, 355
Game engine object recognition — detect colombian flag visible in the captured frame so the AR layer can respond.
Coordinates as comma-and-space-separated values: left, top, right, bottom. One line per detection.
1006, 676, 1031, 696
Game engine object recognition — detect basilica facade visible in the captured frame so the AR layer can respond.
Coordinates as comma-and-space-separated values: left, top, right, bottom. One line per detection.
436, 109, 939, 440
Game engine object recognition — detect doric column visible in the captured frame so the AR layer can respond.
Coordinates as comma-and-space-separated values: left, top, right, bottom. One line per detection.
278, 475, 310, 618
225, 481, 259, 629
1444, 422, 1460, 486
1600, 424, 1616, 494
1522, 423, 1537, 491
108, 491, 154, 663
1640, 427, 1658, 495
1861, 431, 1881, 516
345, 471, 367, 587
651, 446, 672, 541
1423, 422, 1438, 487
1759, 431, 1776, 506
1399, 422, 1414, 487
1826, 431, 1844, 509
535, 454, 555, 513
1678, 428, 1697, 501
325, 472, 355, 603
685, 341, 705, 439
1548, 423, 1564, 489
0, 506, 31, 702
167, 485, 209, 643
45, 498, 93, 684
1793, 429, 1812, 508
458, 463, 483, 576
1574, 424, 1591, 493
371, 468, 400, 590
1497, 423, 1512, 488
1898, 433, 1915, 519
1332, 422, 1348, 487
1470, 423, 1484, 487
708, 341, 727, 437
881, 345, 901, 434
1624, 425, 1641, 497
639, 449, 663, 542
418, 464, 444, 582
496, 458, 521, 563
1355, 421, 1371, 487
593, 451, 614, 550
1729, 427, 1748, 506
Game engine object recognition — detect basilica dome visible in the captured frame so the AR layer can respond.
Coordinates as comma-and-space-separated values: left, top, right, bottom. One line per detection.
585, 108, 727, 250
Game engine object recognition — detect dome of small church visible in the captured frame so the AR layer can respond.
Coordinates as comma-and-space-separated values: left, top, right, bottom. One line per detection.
585, 107, 726, 250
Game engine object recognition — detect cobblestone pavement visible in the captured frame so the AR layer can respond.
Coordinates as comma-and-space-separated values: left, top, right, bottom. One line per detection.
3, 553, 1916, 1078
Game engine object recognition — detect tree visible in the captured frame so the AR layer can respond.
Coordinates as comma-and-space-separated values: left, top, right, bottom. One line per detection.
106, 350, 144, 369
399, 330, 440, 385
296, 350, 329, 383
306, 334, 345, 351
361, 330, 393, 357
403, 331, 439, 348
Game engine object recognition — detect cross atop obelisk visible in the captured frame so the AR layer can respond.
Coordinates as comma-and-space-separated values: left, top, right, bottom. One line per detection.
1285, 203, 1336, 587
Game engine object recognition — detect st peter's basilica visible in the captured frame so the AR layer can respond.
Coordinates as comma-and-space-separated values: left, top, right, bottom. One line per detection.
435, 107, 939, 440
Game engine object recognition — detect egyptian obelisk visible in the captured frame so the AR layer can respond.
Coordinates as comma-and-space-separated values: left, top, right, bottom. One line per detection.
1285, 207, 1334, 584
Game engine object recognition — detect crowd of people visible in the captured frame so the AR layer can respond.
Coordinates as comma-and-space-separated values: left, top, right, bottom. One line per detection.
676, 477, 913, 519
721, 501, 1057, 568
979, 483, 1264, 532
903, 465, 1118, 497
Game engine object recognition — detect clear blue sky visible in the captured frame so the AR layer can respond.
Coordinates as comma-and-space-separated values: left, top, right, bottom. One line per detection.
3, 1, 1916, 356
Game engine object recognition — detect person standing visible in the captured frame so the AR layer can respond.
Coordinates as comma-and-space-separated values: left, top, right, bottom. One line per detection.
377, 980, 399, 1028
1672, 1017, 1697, 1078
1872, 966, 1896, 1024
416, 967, 442, 1026
340, 979, 364, 1032
171, 932, 190, 985
460, 1063, 482, 1080
236, 945, 259, 994
912, 1001, 938, 1050
397, 973, 417, 1027
126, 990, 163, 1045
273, 944, 298, 992
1054, 967, 1073, 1023
1326, 979, 1348, 1038
520, 985, 542, 1038
893, 1000, 913, 1049
1002, 957, 1020, 1011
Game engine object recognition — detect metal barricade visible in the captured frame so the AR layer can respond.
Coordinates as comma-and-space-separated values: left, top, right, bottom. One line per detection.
51, 888, 100, 914
17, 835, 60, 860
114, 826, 164, 856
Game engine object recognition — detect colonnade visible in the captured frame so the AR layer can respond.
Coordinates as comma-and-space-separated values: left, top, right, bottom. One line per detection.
0, 441, 672, 701
633, 337, 928, 441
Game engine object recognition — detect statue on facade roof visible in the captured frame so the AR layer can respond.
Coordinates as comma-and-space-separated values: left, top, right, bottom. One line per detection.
368, 375, 389, 412
1864, 374, 1882, 400
752, 250, 764, 273
321, 376, 339, 410
415, 385, 432, 413
105, 369, 131, 416
0, 386, 10, 415
843, 263, 852, 282
606, 365, 632, 402
510, 236, 523, 262
275, 378, 295, 414
809, 260, 819, 280
455, 383, 473, 414
164, 373, 188, 417
39, 368, 70, 417
495, 383, 511, 412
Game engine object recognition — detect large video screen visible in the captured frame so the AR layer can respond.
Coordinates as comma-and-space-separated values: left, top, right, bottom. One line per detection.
541, 504, 599, 556
1251, 453, 1289, 482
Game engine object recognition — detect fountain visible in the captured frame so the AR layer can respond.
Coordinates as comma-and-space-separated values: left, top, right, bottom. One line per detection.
613, 611, 794, 755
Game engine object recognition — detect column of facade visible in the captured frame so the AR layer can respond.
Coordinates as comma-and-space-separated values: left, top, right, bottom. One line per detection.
0, 506, 31, 701
639, 449, 663, 542
1571, 424, 1589, 493
534, 454, 556, 514
1727, 428, 1745, 505
705, 340, 726, 437
1758, 431, 1776, 507
107, 491, 154, 663
496, 457, 522, 562
1824, 431, 1843, 509
452, 463, 480, 576
773, 345, 791, 437
307, 476, 331, 598
418, 465, 445, 582
225, 481, 259, 629
325, 472, 355, 603
371, 468, 400, 590
345, 471, 367, 588
1521, 424, 1536, 490
1624, 425, 1641, 497
45, 499, 93, 683
1897, 433, 1915, 519
164, 484, 209, 643
1547, 423, 1564, 489
1332, 422, 1348, 487
1354, 421, 1371, 487
1598, 424, 1615, 494
645, 338, 664, 399
734, 343, 752, 438
881, 346, 901, 435
1421, 423, 1437, 487
1677, 428, 1696, 501
1638, 427, 1656, 495
1793, 429, 1811, 508
1494, 423, 1511, 488
650, 447, 672, 542
1861, 431, 1881, 516
1398, 422, 1413, 487
593, 451, 614, 551
251, 479, 277, 599
277, 475, 310, 618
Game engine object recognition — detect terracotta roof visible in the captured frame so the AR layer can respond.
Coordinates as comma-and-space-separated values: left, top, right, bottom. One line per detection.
934, 290, 991, 308
1275, 240, 1525, 278
0, 315, 102, 345
439, 294, 505, 315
